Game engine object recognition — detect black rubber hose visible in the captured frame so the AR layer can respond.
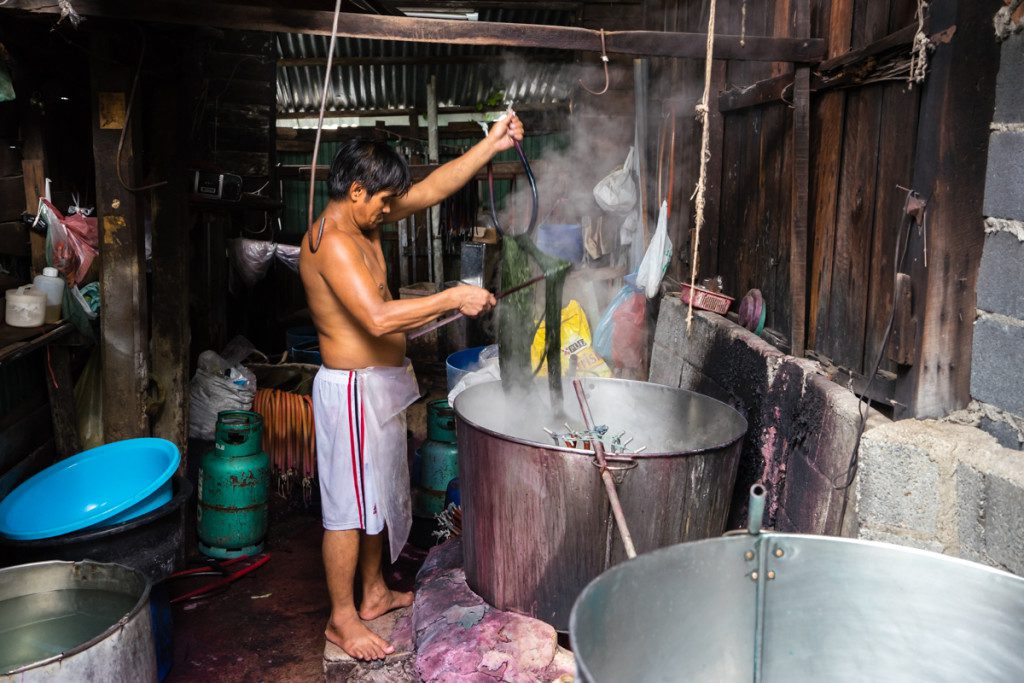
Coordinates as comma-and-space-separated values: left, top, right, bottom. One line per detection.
487, 161, 503, 235
513, 139, 539, 236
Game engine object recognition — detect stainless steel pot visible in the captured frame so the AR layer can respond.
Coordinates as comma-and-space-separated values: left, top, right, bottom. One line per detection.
571, 487, 1024, 682
0, 560, 157, 682
453, 377, 748, 631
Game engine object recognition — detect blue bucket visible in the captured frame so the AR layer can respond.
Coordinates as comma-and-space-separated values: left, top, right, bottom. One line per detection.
536, 223, 584, 264
446, 346, 486, 393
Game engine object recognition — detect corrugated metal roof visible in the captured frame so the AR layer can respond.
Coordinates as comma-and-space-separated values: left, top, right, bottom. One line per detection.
276, 8, 578, 115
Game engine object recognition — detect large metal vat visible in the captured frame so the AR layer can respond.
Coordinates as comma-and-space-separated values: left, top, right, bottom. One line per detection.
453, 377, 747, 631
571, 509, 1024, 681
0, 560, 157, 681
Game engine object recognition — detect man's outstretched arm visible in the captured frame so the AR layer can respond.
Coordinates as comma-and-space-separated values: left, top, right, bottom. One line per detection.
388, 113, 523, 222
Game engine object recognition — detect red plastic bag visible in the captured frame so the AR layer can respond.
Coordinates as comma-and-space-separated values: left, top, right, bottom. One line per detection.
40, 199, 98, 284
611, 290, 648, 374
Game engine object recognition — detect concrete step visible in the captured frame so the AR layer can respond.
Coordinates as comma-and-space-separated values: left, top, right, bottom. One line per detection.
323, 607, 415, 682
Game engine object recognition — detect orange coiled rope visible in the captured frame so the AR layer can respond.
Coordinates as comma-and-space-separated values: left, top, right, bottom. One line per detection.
254, 388, 317, 505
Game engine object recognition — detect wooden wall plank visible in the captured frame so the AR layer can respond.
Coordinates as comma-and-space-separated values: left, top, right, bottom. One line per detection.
860, 0, 923, 375
807, 0, 853, 351
0, 174, 24, 221
790, 0, 811, 356
149, 33, 191, 467
0, 221, 29, 257
894, 0, 1003, 418
91, 33, 150, 441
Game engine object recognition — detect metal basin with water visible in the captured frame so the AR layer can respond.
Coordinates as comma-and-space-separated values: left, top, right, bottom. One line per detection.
453, 377, 747, 631
0, 560, 156, 681
571, 528, 1024, 682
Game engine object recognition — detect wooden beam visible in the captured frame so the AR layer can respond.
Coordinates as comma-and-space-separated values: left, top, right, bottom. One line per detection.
278, 102, 568, 120
893, 0, 1003, 419
718, 22, 937, 113
90, 34, 150, 441
789, 0, 810, 358
3, 1, 826, 62
149, 35, 191, 466
279, 161, 522, 181
278, 54, 568, 68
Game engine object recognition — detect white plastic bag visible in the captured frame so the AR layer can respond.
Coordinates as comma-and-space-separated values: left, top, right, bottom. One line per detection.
593, 147, 637, 214
188, 350, 257, 440
636, 201, 673, 298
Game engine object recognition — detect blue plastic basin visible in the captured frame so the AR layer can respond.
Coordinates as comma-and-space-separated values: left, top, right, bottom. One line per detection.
0, 438, 180, 541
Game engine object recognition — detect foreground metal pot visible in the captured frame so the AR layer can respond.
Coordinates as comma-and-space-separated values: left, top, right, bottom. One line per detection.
454, 377, 747, 631
571, 487, 1024, 682
0, 560, 156, 682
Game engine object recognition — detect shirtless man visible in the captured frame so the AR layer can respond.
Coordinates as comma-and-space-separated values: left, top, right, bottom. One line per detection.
299, 114, 523, 661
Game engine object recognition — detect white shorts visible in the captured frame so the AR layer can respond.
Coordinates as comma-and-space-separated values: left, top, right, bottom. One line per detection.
312, 367, 384, 534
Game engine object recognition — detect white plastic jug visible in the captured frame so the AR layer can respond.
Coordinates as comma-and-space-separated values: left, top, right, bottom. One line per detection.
5, 285, 47, 327
32, 267, 65, 323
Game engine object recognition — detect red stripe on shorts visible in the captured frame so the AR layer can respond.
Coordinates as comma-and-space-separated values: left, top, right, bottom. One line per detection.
347, 371, 364, 528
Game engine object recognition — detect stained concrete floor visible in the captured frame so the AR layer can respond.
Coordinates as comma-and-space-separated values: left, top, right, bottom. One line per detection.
165, 371, 442, 682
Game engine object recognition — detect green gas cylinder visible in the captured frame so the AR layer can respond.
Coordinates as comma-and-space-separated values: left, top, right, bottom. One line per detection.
412, 400, 459, 517
198, 411, 271, 559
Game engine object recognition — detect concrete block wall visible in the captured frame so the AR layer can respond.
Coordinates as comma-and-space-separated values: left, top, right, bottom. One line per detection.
854, 420, 1024, 575
649, 295, 888, 534
974, 28, 1024, 449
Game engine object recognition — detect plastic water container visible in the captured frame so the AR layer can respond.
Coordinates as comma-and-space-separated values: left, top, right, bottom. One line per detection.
536, 223, 584, 264
5, 285, 46, 327
33, 267, 65, 323
446, 346, 486, 393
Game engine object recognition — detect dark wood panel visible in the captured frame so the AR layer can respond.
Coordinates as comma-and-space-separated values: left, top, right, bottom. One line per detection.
0, 174, 24, 221
0, 400, 50, 475
817, 84, 884, 370
0, 221, 29, 256
894, 0, 1003, 418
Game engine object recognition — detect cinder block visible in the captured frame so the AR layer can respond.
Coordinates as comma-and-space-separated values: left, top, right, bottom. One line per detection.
971, 315, 1024, 415
994, 32, 1024, 124
984, 131, 1024, 221
858, 527, 945, 554
979, 416, 1024, 450
955, 463, 987, 563
977, 231, 1024, 320
983, 474, 1024, 576
857, 438, 941, 534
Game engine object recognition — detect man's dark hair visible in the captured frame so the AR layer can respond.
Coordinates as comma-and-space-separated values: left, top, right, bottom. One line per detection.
327, 137, 412, 201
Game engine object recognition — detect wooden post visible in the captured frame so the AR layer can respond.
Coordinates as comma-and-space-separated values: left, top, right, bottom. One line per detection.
90, 34, 150, 441
893, 0, 1003, 418
45, 345, 82, 459
18, 90, 46, 274
148, 33, 191, 464
426, 75, 443, 287
789, 0, 811, 357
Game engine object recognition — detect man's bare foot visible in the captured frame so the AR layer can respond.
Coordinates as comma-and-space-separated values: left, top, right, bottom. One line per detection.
326, 613, 395, 661
358, 582, 414, 621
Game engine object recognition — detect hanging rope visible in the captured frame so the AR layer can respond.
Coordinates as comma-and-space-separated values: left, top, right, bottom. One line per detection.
687, 0, 718, 332
579, 29, 611, 96
306, 0, 344, 254
908, 0, 930, 88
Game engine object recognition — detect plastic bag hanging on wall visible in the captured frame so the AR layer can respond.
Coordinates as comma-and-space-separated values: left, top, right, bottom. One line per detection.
636, 201, 673, 298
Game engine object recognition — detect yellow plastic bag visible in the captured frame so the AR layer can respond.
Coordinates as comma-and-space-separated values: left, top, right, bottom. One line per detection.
531, 299, 613, 378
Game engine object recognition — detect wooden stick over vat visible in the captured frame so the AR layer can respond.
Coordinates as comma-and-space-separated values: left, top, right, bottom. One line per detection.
572, 378, 638, 560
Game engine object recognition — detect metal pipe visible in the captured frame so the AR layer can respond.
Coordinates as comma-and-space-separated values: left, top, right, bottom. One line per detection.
427, 75, 443, 286
573, 378, 637, 560
747, 483, 766, 536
